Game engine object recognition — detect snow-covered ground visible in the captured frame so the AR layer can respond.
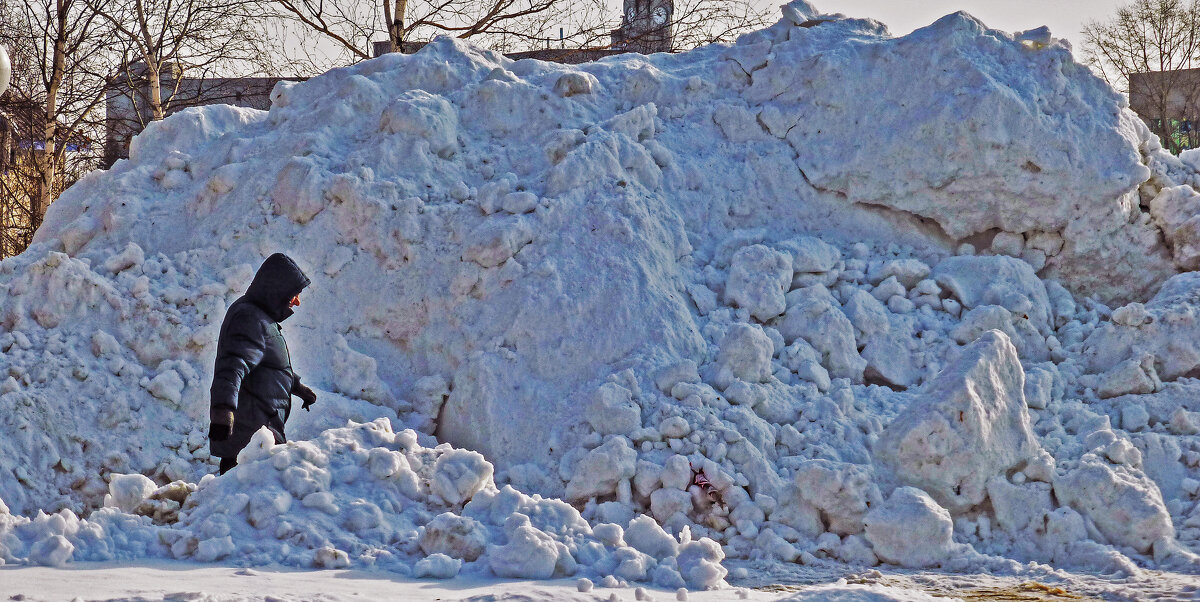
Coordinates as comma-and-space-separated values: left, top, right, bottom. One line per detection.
3, 561, 1199, 600
3, 0, 1200, 599
0, 562, 940, 602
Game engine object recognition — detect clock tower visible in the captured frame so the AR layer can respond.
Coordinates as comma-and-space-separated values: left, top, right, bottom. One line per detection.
611, 0, 674, 54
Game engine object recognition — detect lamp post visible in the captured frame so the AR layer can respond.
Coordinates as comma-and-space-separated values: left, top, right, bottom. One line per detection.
0, 45, 9, 97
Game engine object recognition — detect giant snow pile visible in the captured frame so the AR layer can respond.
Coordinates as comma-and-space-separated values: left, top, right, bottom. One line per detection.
2, 0, 1200, 585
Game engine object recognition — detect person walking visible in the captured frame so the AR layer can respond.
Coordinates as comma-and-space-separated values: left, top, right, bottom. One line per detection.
208, 253, 317, 474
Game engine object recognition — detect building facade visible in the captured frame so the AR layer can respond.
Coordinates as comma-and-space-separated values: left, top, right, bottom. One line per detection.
1127, 68, 1200, 151
611, 0, 674, 54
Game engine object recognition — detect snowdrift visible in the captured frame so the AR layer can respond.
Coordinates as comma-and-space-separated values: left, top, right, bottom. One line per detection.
2, 0, 1200, 585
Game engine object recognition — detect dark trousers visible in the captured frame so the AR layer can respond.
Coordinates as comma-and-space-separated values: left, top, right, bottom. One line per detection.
219, 457, 237, 475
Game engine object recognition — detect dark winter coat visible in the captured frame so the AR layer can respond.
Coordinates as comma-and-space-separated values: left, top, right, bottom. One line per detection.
209, 253, 310, 459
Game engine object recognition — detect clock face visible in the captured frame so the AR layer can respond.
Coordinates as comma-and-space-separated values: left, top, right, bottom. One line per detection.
652, 6, 668, 25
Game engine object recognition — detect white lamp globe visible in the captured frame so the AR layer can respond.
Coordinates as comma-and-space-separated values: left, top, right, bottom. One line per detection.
0, 45, 9, 97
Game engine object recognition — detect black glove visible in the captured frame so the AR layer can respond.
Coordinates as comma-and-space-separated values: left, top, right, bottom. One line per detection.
209, 409, 234, 441
294, 383, 317, 411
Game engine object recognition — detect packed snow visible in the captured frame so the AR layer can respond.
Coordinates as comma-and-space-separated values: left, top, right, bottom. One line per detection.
2, 0, 1200, 596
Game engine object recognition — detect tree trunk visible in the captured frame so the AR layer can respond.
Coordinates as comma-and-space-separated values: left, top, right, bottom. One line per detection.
133, 0, 166, 120
37, 0, 71, 229
147, 60, 164, 120
389, 0, 407, 53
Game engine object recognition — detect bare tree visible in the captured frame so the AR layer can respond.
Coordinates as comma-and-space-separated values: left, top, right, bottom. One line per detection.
268, 0, 771, 68
87, 0, 277, 123
1083, 0, 1200, 153
0, 0, 113, 257
269, 0, 622, 64
664, 0, 772, 50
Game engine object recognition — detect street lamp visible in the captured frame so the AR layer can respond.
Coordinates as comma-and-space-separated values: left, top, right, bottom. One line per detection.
0, 45, 9, 97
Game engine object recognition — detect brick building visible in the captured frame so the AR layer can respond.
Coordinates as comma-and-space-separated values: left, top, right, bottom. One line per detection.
1127, 68, 1200, 151
610, 0, 673, 54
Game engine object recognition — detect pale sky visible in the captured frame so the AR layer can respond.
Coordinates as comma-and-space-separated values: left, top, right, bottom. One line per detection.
806, 1, 1127, 53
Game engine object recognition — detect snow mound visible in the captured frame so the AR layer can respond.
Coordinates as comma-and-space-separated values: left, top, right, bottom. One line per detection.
2, 0, 1200, 583
0, 419, 728, 588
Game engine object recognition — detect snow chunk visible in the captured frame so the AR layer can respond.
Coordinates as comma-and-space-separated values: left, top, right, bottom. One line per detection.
237, 427, 277, 465
675, 537, 728, 590
107, 473, 157, 513
90, 330, 121, 358
1148, 185, 1200, 269
420, 513, 487, 561
414, 553, 462, 579
1083, 276, 1200, 379
655, 360, 700, 393
861, 325, 921, 388
714, 323, 774, 390
1053, 455, 1174, 554
380, 90, 459, 157
271, 157, 328, 224
313, 546, 350, 568
103, 242, 145, 274
146, 369, 185, 405
875, 330, 1039, 512
781, 1, 819, 25
869, 258, 929, 288
501, 191, 538, 214
330, 336, 392, 404
367, 447, 410, 479
1023, 364, 1055, 410
864, 487, 953, 568
565, 436, 636, 500
987, 476, 1053, 533
1151, 271, 1200, 303
657, 455, 696, 489
651, 487, 692, 522
553, 72, 596, 97
777, 236, 840, 273
660, 416, 690, 439
432, 449, 494, 506
792, 460, 882, 535
462, 217, 533, 268
725, 244, 792, 321
625, 514, 678, 559
586, 382, 641, 436
300, 491, 338, 515
1097, 354, 1161, 399
195, 536, 236, 562
1111, 302, 1152, 327
777, 288, 865, 381
933, 255, 1051, 333
842, 288, 890, 341
871, 277, 905, 303
948, 305, 1046, 362
990, 231, 1024, 257
488, 515, 568, 579
29, 535, 74, 567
